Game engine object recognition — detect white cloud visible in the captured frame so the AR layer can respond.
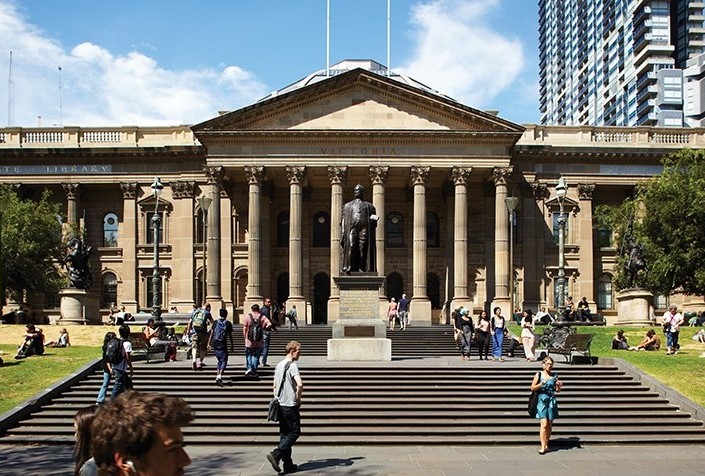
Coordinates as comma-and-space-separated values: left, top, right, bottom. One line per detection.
0, 0, 268, 127
398, 0, 526, 109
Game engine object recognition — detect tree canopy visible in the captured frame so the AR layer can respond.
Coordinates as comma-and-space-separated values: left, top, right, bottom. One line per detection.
598, 148, 705, 296
0, 187, 66, 305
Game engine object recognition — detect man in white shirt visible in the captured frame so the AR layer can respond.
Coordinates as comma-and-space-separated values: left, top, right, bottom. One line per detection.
534, 306, 552, 325
662, 304, 684, 355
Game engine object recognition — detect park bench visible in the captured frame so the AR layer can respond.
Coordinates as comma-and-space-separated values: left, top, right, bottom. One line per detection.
548, 332, 594, 364
128, 332, 166, 363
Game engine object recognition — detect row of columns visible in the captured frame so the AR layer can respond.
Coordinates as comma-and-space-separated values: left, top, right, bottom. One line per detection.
56, 168, 597, 321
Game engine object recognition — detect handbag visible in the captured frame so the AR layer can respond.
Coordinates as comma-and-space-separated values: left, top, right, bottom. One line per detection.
528, 372, 540, 417
267, 361, 292, 422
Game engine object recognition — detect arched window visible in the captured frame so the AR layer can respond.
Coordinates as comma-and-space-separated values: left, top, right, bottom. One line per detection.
277, 273, 290, 306
387, 212, 403, 247
313, 211, 330, 247
103, 213, 119, 247
386, 272, 404, 301
102, 272, 118, 308
597, 274, 613, 310
427, 212, 440, 248
427, 273, 441, 309
277, 211, 290, 247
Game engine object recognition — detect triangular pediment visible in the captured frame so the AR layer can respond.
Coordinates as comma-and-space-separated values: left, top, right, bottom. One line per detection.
193, 68, 523, 135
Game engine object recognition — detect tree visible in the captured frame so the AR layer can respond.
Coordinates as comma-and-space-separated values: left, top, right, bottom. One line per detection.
0, 187, 66, 307
598, 149, 705, 296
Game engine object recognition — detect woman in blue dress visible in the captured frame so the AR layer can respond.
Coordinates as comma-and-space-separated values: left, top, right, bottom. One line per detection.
530, 356, 563, 454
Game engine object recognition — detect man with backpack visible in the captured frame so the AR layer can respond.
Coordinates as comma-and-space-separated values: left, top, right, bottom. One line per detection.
185, 303, 214, 371
108, 324, 134, 399
243, 303, 272, 378
260, 297, 277, 367
208, 308, 234, 386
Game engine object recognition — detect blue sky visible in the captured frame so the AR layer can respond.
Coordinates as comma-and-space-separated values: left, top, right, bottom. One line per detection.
0, 0, 539, 127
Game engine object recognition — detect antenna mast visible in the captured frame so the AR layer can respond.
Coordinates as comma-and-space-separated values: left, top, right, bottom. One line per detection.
58, 66, 63, 127
326, 0, 330, 76
387, 0, 391, 76
8, 51, 14, 126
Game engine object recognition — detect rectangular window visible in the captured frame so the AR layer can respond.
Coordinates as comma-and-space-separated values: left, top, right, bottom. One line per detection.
146, 212, 163, 245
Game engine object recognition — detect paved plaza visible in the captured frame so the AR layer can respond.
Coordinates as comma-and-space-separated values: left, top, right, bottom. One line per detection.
2, 443, 705, 475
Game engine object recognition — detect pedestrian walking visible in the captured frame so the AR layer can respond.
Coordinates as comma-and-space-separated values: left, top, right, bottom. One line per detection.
243, 304, 272, 378
456, 307, 474, 360
110, 325, 133, 399
266, 341, 303, 475
530, 356, 562, 454
521, 309, 537, 361
208, 308, 234, 386
662, 304, 684, 355
95, 331, 117, 404
185, 303, 214, 370
260, 297, 276, 367
397, 293, 410, 330
287, 304, 299, 330
491, 306, 507, 361
476, 310, 491, 360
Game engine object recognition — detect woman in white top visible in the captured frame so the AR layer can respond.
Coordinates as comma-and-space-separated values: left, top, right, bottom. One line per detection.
521, 309, 536, 361
387, 298, 398, 331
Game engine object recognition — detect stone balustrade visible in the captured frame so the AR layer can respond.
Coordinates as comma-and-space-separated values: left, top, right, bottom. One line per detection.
0, 126, 199, 148
518, 124, 705, 148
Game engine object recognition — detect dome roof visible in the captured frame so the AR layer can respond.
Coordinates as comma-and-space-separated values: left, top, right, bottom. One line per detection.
258, 59, 456, 103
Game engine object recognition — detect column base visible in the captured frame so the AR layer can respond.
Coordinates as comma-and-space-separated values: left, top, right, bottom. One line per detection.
616, 288, 653, 326
327, 297, 340, 324
409, 298, 432, 326
59, 288, 100, 325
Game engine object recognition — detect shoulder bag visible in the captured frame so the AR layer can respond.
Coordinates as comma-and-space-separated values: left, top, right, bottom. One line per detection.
267, 361, 292, 422
528, 372, 540, 417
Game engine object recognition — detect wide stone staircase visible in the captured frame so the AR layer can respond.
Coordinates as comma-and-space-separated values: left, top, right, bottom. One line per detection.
1, 326, 704, 446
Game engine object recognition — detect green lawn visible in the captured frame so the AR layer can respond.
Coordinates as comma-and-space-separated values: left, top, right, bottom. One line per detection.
536, 325, 705, 407
0, 344, 99, 414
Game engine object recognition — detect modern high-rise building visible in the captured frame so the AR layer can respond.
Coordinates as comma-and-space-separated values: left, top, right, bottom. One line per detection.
539, 0, 705, 127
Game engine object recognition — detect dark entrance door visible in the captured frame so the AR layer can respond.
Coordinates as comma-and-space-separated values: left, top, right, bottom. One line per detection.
386, 272, 403, 301
313, 273, 330, 324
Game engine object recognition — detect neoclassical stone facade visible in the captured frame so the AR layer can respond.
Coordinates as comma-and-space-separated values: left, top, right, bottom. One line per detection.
1, 68, 703, 325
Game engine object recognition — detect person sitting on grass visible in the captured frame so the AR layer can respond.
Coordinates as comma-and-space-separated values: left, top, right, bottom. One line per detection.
628, 329, 661, 351
15, 323, 44, 359
611, 329, 628, 350
46, 328, 71, 348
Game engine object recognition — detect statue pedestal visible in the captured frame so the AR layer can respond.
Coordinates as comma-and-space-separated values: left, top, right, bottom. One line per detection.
328, 274, 391, 361
59, 288, 100, 325
616, 288, 653, 326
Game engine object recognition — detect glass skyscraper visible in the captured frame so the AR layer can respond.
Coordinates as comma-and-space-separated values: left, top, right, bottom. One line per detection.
539, 0, 705, 127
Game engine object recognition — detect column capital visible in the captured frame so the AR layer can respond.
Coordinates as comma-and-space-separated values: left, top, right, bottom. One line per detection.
327, 166, 348, 185
244, 166, 265, 185
62, 183, 80, 199
530, 181, 548, 200
120, 182, 137, 199
286, 165, 307, 185
171, 180, 196, 199
450, 166, 472, 185
578, 183, 596, 200
368, 165, 389, 185
204, 165, 226, 184
410, 165, 430, 186
491, 167, 513, 186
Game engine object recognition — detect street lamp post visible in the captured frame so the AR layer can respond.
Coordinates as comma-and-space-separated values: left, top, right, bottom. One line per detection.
197, 195, 212, 306
505, 196, 520, 319
555, 177, 568, 320
151, 177, 164, 319
0, 195, 9, 321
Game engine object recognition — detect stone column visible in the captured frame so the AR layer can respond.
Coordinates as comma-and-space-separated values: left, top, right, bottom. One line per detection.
170, 180, 197, 311
491, 167, 513, 318
287, 165, 307, 322
526, 182, 548, 310
578, 184, 596, 309
327, 166, 347, 322
244, 166, 265, 316
369, 166, 389, 316
410, 166, 432, 325
204, 166, 225, 306
451, 166, 472, 312
62, 183, 80, 228
119, 183, 138, 314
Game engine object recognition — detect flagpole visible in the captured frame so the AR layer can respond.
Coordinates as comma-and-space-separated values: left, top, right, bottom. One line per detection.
326, 0, 330, 76
387, 0, 391, 75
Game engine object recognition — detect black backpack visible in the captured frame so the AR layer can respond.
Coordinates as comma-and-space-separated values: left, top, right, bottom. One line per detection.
105, 338, 124, 365
247, 314, 263, 342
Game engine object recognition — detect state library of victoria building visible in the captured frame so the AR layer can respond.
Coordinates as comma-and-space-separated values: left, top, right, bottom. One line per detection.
1, 60, 702, 325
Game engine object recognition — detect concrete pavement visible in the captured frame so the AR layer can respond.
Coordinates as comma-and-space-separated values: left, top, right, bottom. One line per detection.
2, 444, 705, 475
